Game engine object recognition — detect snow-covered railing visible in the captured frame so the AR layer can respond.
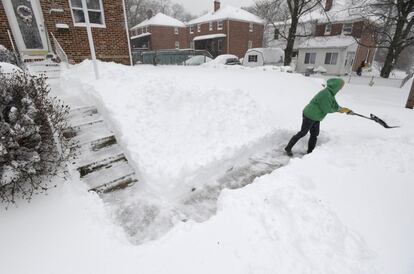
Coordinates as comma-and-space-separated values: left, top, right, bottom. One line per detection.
50, 32, 69, 68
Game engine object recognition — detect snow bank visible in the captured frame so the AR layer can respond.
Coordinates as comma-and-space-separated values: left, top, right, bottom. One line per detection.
61, 61, 320, 195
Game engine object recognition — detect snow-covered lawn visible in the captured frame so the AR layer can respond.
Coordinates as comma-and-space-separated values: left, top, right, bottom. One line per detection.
1, 62, 413, 274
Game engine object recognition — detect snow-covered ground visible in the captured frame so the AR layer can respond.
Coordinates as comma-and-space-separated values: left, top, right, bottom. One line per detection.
1, 62, 413, 274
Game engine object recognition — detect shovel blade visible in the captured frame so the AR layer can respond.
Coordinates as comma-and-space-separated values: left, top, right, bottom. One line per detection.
370, 114, 399, 129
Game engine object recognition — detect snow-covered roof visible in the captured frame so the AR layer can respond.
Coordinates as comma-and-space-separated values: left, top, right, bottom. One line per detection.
131, 13, 186, 29
193, 33, 226, 41
298, 35, 357, 49
188, 5, 265, 25
131, 32, 151, 40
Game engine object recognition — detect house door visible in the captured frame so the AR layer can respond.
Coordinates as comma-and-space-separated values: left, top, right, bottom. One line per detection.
2, 0, 48, 53
344, 52, 355, 74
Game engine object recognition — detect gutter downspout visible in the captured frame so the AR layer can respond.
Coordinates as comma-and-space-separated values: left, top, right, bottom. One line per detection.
227, 20, 230, 54
122, 0, 133, 66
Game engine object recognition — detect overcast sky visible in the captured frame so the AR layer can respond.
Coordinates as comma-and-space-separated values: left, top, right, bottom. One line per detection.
175, 0, 255, 15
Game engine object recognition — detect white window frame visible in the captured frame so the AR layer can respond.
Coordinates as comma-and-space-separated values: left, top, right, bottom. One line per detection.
248, 40, 253, 49
249, 23, 254, 32
324, 52, 338, 65
342, 23, 353, 35
304, 52, 316, 64
217, 21, 223, 30
175, 41, 180, 49
68, 0, 106, 28
190, 25, 195, 34
248, 55, 258, 62
209, 22, 213, 31
174, 27, 179, 35
324, 24, 332, 35
145, 26, 149, 33
197, 24, 201, 32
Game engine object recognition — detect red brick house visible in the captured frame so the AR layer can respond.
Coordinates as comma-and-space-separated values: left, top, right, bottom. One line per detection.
130, 12, 187, 51
131, 0, 265, 58
0, 0, 131, 65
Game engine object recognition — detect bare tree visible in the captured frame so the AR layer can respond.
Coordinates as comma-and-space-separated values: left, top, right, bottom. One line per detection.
355, 0, 414, 78
254, 0, 323, 66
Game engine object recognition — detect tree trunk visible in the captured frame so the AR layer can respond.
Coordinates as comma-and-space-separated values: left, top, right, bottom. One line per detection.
406, 79, 414, 109
380, 48, 395, 78
284, 13, 299, 66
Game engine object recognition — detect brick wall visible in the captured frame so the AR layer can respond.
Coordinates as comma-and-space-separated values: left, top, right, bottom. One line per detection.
41, 0, 130, 65
0, 3, 14, 50
1, 0, 130, 65
149, 26, 188, 50
228, 21, 263, 58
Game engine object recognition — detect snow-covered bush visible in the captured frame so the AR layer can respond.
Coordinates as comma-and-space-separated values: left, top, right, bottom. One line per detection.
0, 71, 72, 205
0, 45, 18, 66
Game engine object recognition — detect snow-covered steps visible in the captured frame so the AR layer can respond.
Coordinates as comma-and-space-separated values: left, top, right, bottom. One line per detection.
26, 60, 61, 79
66, 105, 138, 193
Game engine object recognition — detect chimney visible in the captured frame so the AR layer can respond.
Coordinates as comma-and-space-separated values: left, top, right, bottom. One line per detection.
325, 0, 332, 11
146, 9, 153, 19
214, 0, 221, 12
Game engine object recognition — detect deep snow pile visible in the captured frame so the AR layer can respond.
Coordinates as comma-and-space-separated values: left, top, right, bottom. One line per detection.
60, 62, 323, 196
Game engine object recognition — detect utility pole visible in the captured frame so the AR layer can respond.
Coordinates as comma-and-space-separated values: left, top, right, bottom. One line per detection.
406, 79, 414, 109
81, 0, 99, 79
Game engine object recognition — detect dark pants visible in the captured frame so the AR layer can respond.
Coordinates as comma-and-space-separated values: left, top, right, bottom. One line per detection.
286, 115, 320, 153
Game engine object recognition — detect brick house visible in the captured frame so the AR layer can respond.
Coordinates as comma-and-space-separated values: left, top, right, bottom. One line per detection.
130, 0, 265, 58
0, 0, 131, 65
130, 12, 187, 51
266, 0, 376, 75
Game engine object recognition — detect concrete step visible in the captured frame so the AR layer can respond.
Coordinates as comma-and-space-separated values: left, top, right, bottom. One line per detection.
74, 143, 125, 168
78, 153, 127, 177
82, 160, 137, 191
71, 124, 114, 147
69, 106, 99, 120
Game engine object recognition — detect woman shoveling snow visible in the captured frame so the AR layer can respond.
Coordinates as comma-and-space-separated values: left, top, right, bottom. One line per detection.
285, 78, 352, 156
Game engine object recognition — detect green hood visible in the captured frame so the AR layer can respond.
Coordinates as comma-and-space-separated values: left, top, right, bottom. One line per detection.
326, 78, 344, 95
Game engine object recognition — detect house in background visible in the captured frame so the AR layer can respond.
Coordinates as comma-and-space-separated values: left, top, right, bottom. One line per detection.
0, 0, 131, 65
130, 12, 187, 52
296, 36, 358, 75
187, 1, 265, 58
265, 0, 376, 75
130, 0, 265, 59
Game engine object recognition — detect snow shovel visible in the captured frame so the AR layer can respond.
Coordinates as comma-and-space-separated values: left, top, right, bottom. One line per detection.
349, 111, 400, 129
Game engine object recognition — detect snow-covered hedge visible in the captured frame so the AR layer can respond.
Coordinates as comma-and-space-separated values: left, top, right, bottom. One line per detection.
0, 45, 18, 66
0, 71, 72, 205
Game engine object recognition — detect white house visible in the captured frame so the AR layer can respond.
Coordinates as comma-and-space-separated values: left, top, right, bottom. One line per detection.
296, 35, 358, 75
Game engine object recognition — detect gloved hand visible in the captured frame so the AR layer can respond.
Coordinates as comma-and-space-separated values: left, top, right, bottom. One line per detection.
338, 107, 352, 114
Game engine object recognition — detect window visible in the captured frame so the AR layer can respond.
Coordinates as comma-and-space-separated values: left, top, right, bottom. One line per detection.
274, 28, 279, 40
248, 55, 258, 62
325, 24, 332, 35
324, 52, 338, 65
218, 39, 223, 51
304, 52, 316, 64
175, 41, 180, 49
190, 25, 194, 34
197, 24, 201, 32
248, 40, 253, 49
342, 23, 353, 34
174, 27, 179, 34
209, 22, 213, 31
145, 26, 149, 33
249, 23, 254, 32
190, 41, 194, 49
69, 0, 105, 27
217, 21, 223, 30
141, 27, 144, 34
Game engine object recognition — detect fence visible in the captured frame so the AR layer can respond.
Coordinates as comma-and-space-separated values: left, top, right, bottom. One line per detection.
311, 73, 413, 88
134, 49, 212, 65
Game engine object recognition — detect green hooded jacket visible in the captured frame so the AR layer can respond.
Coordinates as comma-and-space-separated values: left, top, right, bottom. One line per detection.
303, 78, 344, 121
